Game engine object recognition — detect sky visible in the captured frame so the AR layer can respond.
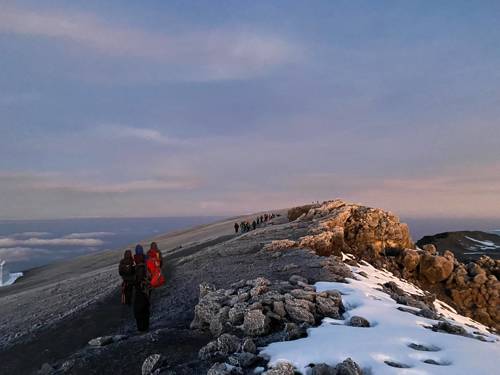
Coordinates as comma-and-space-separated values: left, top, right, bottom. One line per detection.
0, 0, 499, 219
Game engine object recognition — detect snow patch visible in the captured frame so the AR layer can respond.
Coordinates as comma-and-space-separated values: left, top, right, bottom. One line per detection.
262, 262, 499, 374
0, 260, 23, 286
465, 236, 499, 249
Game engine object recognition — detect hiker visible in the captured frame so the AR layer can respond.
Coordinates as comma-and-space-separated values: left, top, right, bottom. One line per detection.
133, 251, 151, 332
147, 242, 165, 289
134, 244, 146, 264
234, 222, 239, 233
252, 220, 257, 230
118, 250, 135, 305
148, 242, 163, 268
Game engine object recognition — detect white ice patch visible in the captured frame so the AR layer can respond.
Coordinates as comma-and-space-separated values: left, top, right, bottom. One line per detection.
465, 236, 500, 249
0, 271, 23, 286
0, 260, 23, 286
262, 262, 499, 375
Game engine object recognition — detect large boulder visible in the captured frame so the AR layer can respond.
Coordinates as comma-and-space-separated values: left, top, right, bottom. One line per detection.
419, 254, 454, 283
401, 249, 421, 272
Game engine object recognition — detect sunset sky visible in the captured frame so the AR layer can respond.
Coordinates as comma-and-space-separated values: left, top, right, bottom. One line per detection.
1, 1, 499, 219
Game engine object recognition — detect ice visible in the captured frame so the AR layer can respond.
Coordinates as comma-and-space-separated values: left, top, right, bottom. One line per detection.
262, 262, 499, 374
465, 236, 499, 248
0, 260, 23, 286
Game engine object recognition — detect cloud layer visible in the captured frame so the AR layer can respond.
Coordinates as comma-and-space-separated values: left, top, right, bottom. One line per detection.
0, 4, 297, 80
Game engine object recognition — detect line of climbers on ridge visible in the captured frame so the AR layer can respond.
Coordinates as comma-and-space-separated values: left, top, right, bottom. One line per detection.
118, 242, 165, 332
234, 212, 279, 234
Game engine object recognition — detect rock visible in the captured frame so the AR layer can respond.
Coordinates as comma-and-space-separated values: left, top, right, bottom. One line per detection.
207, 363, 243, 375
288, 204, 319, 221
60, 360, 75, 373
284, 322, 307, 340
290, 289, 315, 302
334, 358, 363, 375
401, 249, 420, 272
316, 296, 341, 318
348, 316, 370, 327
273, 301, 287, 318
266, 361, 296, 375
289, 275, 308, 285
251, 285, 269, 298
310, 363, 336, 375
281, 264, 299, 272
199, 341, 221, 361
285, 298, 315, 324
217, 334, 241, 355
313, 201, 413, 258
88, 336, 114, 347
228, 304, 246, 325
243, 310, 270, 336
210, 306, 230, 337
263, 240, 297, 252
419, 254, 454, 283
191, 298, 222, 329
241, 338, 257, 354
200, 282, 217, 298
432, 321, 467, 336
418, 307, 438, 320
141, 354, 166, 375
228, 352, 258, 368
299, 231, 338, 256
422, 244, 437, 255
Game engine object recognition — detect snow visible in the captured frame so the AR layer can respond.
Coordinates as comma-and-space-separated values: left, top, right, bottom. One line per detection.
465, 236, 499, 249
262, 262, 499, 374
0, 260, 22, 286
0, 272, 23, 286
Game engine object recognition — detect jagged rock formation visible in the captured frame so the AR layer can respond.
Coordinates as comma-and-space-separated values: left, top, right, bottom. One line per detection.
291, 199, 413, 260
288, 200, 500, 331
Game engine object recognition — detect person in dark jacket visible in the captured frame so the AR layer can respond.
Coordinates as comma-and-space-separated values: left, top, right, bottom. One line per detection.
234, 222, 239, 233
133, 252, 151, 332
252, 220, 257, 230
118, 250, 135, 305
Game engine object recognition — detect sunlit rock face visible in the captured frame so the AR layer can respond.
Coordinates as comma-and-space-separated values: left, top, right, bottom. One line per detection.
291, 199, 413, 259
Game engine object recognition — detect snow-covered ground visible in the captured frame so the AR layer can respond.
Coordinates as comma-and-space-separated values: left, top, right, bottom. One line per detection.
262, 261, 499, 375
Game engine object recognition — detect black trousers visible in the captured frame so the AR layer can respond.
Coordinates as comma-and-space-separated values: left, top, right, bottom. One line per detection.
121, 282, 134, 305
134, 290, 150, 331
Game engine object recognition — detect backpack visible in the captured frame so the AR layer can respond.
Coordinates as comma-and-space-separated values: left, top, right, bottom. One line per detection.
146, 257, 165, 288
119, 259, 135, 282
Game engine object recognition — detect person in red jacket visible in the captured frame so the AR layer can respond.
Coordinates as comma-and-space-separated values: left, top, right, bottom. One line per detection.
147, 242, 163, 268
147, 242, 165, 288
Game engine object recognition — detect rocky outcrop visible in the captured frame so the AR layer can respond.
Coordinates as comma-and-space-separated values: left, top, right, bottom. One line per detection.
288, 204, 320, 221
419, 253, 454, 283
292, 199, 413, 260
263, 240, 297, 252
287, 200, 500, 331
191, 275, 344, 371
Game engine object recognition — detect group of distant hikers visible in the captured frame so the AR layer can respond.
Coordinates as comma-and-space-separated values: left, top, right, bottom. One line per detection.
118, 242, 165, 332
234, 213, 279, 233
